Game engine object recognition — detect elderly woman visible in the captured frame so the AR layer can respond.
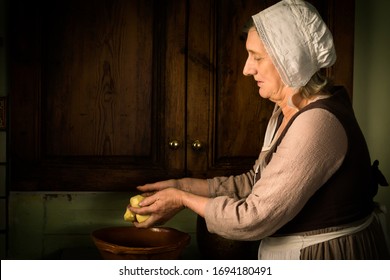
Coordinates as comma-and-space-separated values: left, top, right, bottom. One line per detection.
129, 0, 389, 259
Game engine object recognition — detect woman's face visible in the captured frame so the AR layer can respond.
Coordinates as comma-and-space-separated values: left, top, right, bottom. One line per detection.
243, 28, 287, 104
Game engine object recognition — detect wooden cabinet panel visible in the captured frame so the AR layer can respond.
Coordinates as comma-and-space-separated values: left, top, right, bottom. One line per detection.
163, 0, 187, 173
186, 0, 275, 178
9, 0, 187, 190
9, 0, 354, 191
44, 0, 154, 157
214, 0, 273, 160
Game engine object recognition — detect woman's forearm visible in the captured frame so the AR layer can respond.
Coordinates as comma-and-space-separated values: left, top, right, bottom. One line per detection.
180, 189, 210, 218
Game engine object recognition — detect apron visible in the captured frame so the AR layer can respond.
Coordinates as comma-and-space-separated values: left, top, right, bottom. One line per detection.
258, 211, 383, 260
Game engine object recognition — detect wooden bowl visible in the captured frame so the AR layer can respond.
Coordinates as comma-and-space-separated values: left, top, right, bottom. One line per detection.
91, 226, 190, 260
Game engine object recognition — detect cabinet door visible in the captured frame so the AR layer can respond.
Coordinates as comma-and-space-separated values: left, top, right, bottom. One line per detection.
9, 0, 187, 191
185, 0, 273, 178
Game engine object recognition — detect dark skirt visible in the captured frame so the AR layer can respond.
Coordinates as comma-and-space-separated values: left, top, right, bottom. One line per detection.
300, 211, 389, 260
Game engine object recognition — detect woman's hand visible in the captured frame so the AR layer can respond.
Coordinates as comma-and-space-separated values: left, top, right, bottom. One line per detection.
138, 178, 210, 197
129, 187, 185, 228
136, 179, 180, 196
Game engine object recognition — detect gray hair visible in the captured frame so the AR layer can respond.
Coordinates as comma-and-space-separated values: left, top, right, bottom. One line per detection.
301, 71, 333, 98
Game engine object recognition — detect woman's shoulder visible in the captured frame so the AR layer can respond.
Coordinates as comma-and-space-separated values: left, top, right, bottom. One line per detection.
294, 106, 342, 126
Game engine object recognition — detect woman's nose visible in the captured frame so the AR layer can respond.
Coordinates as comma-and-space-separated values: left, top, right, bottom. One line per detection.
243, 59, 255, 76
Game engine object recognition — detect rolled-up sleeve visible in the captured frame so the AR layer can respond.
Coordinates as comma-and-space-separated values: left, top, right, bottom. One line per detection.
207, 168, 255, 199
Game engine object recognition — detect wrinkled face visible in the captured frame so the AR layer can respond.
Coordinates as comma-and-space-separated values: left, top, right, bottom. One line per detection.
243, 28, 287, 104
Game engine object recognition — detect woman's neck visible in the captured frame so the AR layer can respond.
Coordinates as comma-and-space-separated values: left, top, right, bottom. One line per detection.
278, 90, 302, 120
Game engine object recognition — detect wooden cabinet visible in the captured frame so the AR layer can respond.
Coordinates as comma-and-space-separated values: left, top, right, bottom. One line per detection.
9, 0, 354, 191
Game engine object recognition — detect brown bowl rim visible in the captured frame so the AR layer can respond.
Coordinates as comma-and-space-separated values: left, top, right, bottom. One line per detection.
91, 226, 190, 255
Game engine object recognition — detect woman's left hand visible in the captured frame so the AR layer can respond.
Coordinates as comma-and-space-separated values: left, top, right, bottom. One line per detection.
129, 187, 185, 228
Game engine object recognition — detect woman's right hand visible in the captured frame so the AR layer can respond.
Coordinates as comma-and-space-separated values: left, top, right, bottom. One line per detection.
130, 187, 186, 228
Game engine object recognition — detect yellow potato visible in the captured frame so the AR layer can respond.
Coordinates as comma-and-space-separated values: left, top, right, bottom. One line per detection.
123, 194, 150, 223
123, 208, 135, 222
136, 214, 150, 223
130, 194, 145, 208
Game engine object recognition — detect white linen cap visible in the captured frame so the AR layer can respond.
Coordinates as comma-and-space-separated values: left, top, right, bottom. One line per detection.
252, 0, 336, 88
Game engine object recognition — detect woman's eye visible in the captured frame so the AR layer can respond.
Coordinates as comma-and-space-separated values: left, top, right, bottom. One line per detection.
254, 56, 262, 61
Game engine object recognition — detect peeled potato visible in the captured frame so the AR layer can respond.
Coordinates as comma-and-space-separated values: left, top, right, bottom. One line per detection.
130, 194, 145, 208
123, 194, 150, 223
136, 214, 150, 223
123, 208, 135, 222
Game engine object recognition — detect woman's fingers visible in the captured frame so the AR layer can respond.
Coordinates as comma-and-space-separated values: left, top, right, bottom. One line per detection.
137, 179, 178, 192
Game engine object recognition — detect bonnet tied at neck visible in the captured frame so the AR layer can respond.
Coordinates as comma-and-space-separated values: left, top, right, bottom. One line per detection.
252, 0, 336, 88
